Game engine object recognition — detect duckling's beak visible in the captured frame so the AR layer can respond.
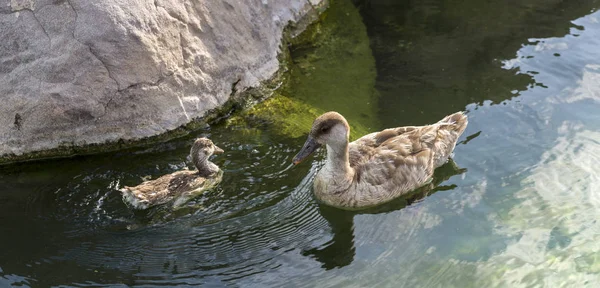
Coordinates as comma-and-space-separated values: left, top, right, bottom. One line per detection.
293, 136, 321, 165
213, 145, 224, 154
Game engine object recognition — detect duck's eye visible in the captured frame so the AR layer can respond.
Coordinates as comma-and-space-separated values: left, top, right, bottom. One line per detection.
321, 126, 330, 133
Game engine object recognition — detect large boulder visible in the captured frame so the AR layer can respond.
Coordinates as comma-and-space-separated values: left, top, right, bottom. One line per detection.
0, 0, 326, 162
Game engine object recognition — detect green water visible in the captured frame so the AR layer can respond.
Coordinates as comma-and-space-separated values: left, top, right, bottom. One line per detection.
2, 0, 600, 286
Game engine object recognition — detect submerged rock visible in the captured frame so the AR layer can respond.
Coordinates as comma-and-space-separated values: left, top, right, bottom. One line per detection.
0, 0, 326, 163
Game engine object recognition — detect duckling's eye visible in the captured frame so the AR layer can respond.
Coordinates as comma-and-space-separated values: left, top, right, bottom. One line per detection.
321, 126, 330, 133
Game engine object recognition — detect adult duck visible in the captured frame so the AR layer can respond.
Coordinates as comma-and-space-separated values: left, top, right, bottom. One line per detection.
293, 111, 468, 210
121, 137, 224, 209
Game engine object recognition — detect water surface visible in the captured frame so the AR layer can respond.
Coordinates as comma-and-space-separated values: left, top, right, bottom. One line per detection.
2, 0, 600, 286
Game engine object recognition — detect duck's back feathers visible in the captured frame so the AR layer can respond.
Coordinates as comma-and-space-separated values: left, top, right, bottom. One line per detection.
351, 112, 467, 164
349, 126, 417, 165
348, 128, 434, 189
344, 112, 468, 204
121, 170, 221, 209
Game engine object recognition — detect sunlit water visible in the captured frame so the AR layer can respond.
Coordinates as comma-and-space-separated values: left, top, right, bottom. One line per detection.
2, 0, 600, 287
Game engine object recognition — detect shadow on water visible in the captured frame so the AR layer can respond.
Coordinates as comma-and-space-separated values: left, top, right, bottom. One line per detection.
352, 0, 600, 124
303, 159, 466, 270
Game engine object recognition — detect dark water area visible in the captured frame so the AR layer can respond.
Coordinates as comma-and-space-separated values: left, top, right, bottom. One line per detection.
355, 0, 599, 124
3, 0, 600, 286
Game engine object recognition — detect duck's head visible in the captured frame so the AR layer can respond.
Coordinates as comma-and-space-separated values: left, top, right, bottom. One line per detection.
293, 111, 350, 164
191, 137, 224, 166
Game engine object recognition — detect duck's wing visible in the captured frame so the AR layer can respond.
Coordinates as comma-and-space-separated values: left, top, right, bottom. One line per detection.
123, 174, 173, 196
349, 126, 420, 166
120, 173, 176, 209
349, 112, 467, 168
123, 170, 201, 200
167, 171, 207, 194
348, 112, 467, 190
349, 130, 435, 190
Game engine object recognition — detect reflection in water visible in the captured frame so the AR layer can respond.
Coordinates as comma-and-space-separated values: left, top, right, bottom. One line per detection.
303, 205, 356, 269
353, 0, 599, 124
420, 126, 600, 286
400, 10, 600, 286
304, 160, 467, 270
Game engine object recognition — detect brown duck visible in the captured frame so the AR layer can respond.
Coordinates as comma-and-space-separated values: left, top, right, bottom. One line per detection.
120, 138, 224, 209
293, 111, 468, 210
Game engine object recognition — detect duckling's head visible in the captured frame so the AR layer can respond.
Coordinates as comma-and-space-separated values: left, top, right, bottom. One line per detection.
293, 112, 350, 164
191, 137, 224, 170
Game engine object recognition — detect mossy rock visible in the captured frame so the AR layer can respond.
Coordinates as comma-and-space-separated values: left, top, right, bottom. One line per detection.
225, 94, 371, 140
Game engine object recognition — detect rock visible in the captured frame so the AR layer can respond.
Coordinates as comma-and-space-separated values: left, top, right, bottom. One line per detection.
0, 0, 327, 163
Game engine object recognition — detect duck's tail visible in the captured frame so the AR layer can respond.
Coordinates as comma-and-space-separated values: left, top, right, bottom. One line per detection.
432, 111, 468, 167
437, 111, 468, 136
120, 187, 150, 210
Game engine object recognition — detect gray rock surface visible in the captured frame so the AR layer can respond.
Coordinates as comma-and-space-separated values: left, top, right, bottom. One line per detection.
0, 0, 325, 161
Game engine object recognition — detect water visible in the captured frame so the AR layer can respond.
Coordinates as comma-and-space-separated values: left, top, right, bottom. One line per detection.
2, 0, 600, 286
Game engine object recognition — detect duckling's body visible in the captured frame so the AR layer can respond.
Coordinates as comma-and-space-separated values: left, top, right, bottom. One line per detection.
121, 138, 224, 209
294, 112, 468, 210
121, 169, 223, 209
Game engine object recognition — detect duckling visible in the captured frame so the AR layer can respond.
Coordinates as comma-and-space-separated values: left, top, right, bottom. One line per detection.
121, 138, 224, 209
293, 111, 468, 210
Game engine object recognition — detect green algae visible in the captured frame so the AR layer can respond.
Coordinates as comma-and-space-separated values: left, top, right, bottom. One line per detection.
225, 94, 370, 140
285, 0, 379, 134
228, 0, 379, 140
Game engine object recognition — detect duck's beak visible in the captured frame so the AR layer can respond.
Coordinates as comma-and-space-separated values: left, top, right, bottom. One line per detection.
293, 136, 321, 165
213, 145, 224, 154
